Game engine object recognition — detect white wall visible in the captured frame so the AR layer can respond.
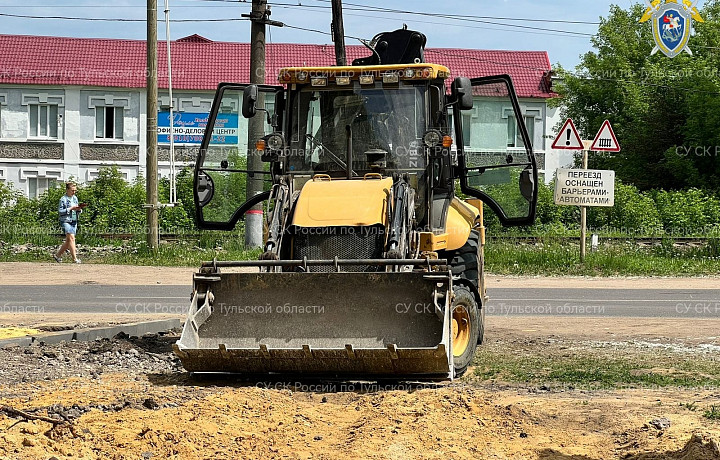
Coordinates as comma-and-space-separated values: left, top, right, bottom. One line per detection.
0, 85, 208, 196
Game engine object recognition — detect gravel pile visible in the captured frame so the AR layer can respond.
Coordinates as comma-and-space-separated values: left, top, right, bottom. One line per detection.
0, 331, 182, 386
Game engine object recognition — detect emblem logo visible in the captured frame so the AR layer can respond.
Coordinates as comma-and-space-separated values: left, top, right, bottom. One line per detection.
639, 0, 704, 58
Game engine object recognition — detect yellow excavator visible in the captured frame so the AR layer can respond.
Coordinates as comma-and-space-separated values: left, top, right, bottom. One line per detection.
174, 29, 537, 379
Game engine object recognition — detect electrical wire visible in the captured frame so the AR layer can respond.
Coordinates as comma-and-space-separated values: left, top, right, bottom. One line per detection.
195, 0, 601, 24
312, 0, 602, 25
270, 5, 594, 38
0, 12, 250, 22
1, 1, 598, 37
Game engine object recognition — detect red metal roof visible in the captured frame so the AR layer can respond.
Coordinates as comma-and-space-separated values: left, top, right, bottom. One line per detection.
0, 34, 554, 98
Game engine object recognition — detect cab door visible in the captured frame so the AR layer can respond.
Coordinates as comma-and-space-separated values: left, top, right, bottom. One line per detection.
453, 75, 538, 226
194, 83, 284, 230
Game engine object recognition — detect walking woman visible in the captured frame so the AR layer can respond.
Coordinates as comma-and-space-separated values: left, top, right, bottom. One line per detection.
53, 182, 86, 263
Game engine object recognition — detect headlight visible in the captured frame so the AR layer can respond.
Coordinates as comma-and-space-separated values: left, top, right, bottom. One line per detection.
423, 129, 442, 148
267, 133, 285, 151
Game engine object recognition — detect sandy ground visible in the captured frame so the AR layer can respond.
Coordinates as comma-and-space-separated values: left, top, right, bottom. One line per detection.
1, 374, 719, 460
2, 262, 719, 289
2, 262, 720, 459
0, 330, 719, 460
0, 262, 196, 286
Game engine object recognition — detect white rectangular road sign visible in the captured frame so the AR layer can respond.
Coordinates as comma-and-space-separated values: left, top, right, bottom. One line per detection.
554, 168, 615, 207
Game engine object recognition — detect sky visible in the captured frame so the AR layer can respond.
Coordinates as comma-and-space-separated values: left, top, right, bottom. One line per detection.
0, 0, 640, 69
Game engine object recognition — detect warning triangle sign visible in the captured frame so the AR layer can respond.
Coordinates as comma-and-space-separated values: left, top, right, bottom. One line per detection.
590, 120, 621, 152
551, 118, 584, 150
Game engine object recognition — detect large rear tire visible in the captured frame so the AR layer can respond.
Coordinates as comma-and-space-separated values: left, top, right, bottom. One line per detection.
448, 230, 485, 345
451, 285, 480, 378
449, 230, 480, 288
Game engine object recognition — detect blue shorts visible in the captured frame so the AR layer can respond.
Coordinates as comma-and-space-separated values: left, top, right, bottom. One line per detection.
61, 222, 77, 235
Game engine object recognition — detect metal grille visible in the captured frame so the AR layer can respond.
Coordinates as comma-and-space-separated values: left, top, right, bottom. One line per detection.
294, 226, 386, 272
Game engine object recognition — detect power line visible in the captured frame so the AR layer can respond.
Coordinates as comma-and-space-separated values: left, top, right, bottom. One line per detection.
270, 5, 594, 39
4, 1, 598, 36
196, 0, 601, 25
307, 0, 599, 27
283, 23, 364, 41
0, 12, 251, 22
266, 1, 596, 37
274, 2, 595, 37
328, 0, 601, 25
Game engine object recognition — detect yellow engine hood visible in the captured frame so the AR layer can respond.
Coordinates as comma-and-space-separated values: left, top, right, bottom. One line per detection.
292, 177, 393, 227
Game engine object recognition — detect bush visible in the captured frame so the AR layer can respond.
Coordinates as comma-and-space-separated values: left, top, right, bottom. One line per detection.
1, 165, 720, 241
0, 166, 199, 241
588, 181, 663, 235
652, 188, 720, 235
482, 177, 719, 237
82, 167, 147, 232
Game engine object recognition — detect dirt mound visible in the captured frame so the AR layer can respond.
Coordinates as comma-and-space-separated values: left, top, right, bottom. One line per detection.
628, 433, 720, 460
1, 371, 719, 460
2, 316, 720, 459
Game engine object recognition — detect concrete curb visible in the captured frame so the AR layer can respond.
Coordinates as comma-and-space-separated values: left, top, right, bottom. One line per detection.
0, 318, 182, 348
0, 336, 33, 348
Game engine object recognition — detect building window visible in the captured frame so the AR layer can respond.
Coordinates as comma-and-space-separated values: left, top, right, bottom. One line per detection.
507, 115, 535, 148
28, 177, 58, 199
29, 104, 58, 138
96, 106, 124, 139
462, 113, 472, 148
447, 112, 474, 149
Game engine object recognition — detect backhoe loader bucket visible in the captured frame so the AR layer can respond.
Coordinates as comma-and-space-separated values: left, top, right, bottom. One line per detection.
174, 271, 454, 379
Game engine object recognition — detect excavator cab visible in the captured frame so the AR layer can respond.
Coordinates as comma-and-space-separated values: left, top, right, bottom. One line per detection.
175, 29, 537, 380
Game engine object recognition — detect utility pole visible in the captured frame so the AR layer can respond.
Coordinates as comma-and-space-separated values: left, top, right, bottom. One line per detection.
146, 0, 159, 250
243, 0, 268, 249
331, 0, 347, 66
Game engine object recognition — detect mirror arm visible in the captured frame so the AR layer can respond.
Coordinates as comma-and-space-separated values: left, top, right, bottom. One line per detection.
443, 94, 458, 110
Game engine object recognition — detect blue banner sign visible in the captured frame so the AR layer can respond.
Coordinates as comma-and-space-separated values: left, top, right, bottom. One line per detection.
158, 112, 239, 144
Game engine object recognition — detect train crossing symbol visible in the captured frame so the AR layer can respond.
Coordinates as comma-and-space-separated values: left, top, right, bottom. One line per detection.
590, 120, 621, 152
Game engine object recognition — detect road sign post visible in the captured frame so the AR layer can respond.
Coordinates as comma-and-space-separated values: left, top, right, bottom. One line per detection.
553, 119, 619, 262
580, 147, 589, 261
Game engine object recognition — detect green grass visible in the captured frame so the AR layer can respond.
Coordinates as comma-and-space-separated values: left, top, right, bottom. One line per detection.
471, 345, 720, 390
0, 232, 261, 267
485, 240, 720, 276
2, 232, 720, 274
705, 405, 720, 420
680, 402, 699, 411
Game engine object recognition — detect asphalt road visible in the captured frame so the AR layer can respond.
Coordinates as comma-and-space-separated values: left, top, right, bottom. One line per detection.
2, 285, 720, 319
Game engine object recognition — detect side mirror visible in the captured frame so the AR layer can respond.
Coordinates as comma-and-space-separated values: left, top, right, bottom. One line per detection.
196, 170, 214, 206
519, 167, 535, 202
451, 77, 473, 111
242, 85, 258, 118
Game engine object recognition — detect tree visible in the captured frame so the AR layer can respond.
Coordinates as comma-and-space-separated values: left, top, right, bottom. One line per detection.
553, 1, 720, 190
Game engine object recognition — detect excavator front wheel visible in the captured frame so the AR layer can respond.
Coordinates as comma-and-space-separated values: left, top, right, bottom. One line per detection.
451, 285, 480, 378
